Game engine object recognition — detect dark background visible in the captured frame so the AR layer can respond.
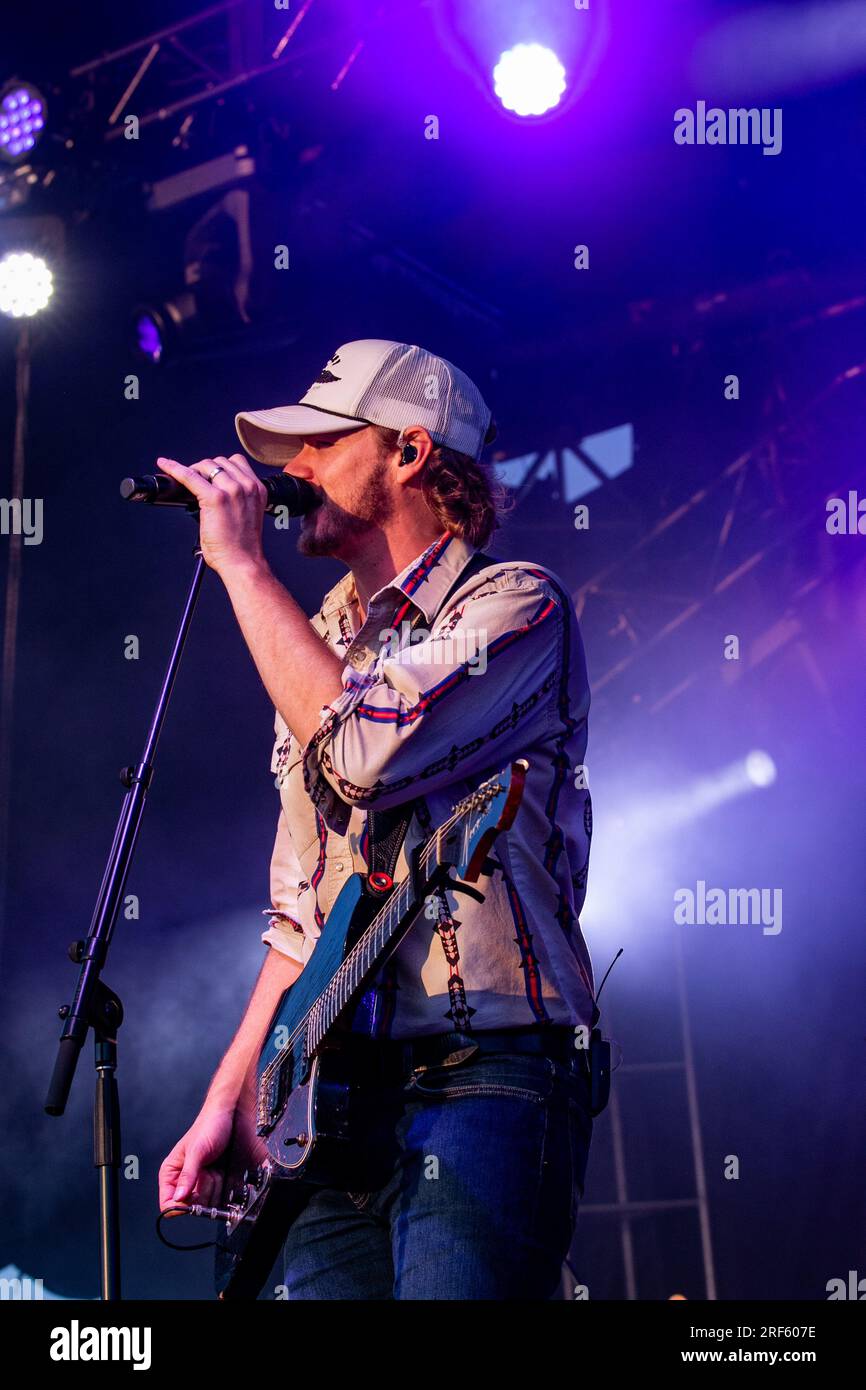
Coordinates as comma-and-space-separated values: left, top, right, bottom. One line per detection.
1, 0, 864, 1299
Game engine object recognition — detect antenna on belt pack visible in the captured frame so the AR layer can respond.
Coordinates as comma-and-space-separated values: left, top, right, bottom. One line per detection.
585, 947, 622, 1118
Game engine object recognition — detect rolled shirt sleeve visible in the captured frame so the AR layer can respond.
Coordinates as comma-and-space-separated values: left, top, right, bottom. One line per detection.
261, 807, 312, 964
300, 566, 568, 825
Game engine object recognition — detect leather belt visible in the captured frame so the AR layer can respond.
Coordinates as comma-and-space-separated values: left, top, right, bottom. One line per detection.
341, 1024, 589, 1081
404, 1024, 580, 1069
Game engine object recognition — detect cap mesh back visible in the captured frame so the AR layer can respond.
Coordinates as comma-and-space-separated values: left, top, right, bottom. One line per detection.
354, 344, 491, 461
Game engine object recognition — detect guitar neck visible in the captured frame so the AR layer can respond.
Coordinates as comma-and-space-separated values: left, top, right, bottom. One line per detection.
305, 813, 459, 1052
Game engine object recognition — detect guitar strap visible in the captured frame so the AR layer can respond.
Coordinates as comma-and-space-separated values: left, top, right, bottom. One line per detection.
365, 547, 497, 879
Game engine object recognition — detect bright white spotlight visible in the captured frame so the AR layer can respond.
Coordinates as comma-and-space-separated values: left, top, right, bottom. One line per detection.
745, 749, 777, 788
493, 43, 567, 117
0, 251, 54, 317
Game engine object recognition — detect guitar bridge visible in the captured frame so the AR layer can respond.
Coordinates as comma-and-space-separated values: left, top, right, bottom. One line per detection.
256, 1051, 293, 1135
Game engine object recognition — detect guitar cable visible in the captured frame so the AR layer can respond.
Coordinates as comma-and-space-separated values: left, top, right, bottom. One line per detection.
156, 1205, 219, 1252
154, 960, 625, 1249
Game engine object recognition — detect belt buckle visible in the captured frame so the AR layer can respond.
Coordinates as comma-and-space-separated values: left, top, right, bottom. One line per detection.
411, 1033, 479, 1076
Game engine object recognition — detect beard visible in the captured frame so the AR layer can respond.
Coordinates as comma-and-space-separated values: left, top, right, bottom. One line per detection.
297, 456, 395, 558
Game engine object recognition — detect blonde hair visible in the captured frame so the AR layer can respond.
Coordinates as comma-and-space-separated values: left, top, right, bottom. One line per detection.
374, 425, 513, 549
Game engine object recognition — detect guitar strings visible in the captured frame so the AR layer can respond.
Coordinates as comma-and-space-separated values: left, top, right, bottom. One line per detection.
258, 787, 489, 1099
259, 820, 447, 1082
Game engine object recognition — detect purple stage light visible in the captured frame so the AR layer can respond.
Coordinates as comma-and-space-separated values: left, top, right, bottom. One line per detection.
0, 80, 46, 161
493, 43, 567, 118
745, 750, 777, 789
135, 312, 164, 365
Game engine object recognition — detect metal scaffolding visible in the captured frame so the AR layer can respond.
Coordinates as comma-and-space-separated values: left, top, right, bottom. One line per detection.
569, 930, 717, 1300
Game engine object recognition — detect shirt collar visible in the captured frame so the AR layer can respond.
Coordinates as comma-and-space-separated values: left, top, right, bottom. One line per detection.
321, 531, 478, 626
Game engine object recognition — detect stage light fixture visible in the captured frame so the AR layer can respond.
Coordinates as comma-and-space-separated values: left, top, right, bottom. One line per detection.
130, 187, 252, 365
493, 43, 566, 117
133, 310, 164, 365
744, 750, 777, 788
0, 251, 53, 317
130, 293, 196, 366
0, 81, 46, 162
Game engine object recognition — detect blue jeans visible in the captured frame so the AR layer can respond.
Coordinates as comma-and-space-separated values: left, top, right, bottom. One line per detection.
279, 1043, 593, 1300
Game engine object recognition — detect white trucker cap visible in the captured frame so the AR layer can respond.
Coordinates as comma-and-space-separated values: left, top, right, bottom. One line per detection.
235, 339, 496, 466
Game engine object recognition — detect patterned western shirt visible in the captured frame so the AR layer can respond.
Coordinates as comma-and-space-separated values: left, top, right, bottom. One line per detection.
263, 530, 595, 1039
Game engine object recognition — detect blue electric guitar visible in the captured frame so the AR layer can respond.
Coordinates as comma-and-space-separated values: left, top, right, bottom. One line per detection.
211, 759, 528, 1299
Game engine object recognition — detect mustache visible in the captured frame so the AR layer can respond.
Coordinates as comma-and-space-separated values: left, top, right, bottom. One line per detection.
298, 487, 325, 513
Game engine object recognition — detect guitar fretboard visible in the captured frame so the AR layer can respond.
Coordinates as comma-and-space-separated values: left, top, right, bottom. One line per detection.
306, 822, 449, 1051
257, 773, 510, 1120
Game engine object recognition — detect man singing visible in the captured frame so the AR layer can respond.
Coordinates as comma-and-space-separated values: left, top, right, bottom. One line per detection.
158, 339, 597, 1299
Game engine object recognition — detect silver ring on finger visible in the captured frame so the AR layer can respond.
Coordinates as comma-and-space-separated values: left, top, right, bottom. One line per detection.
208, 465, 225, 483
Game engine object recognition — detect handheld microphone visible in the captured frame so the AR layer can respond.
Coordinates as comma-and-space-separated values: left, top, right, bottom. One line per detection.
120, 471, 320, 517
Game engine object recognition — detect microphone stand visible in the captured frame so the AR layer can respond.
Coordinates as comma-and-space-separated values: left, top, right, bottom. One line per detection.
45, 524, 207, 1301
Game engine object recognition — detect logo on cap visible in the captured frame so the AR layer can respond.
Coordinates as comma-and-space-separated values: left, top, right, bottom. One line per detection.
313, 352, 342, 385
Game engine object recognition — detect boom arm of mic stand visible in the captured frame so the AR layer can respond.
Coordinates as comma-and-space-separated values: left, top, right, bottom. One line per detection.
46, 542, 207, 1114
44, 538, 209, 1296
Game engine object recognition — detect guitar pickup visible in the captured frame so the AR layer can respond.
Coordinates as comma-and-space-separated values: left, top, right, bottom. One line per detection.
256, 1050, 293, 1135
